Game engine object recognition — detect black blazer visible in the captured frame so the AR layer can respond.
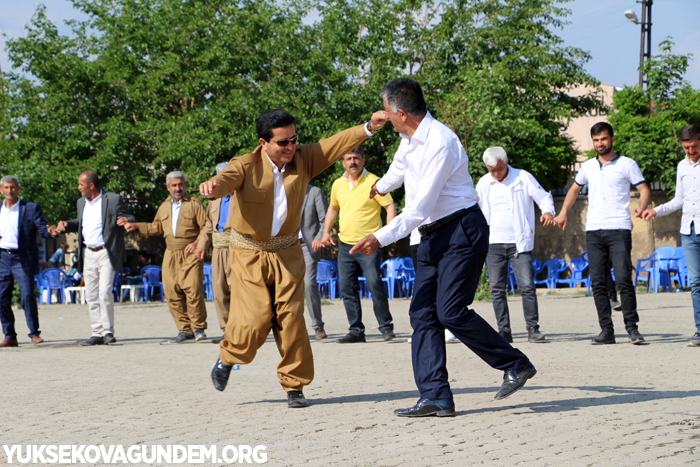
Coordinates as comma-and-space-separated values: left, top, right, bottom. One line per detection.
64, 191, 135, 272
0, 199, 55, 276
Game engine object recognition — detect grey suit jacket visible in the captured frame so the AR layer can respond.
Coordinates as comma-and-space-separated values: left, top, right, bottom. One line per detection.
64, 191, 136, 272
300, 185, 327, 261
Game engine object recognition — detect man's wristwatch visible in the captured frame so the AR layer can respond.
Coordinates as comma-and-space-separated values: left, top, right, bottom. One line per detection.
366, 121, 377, 135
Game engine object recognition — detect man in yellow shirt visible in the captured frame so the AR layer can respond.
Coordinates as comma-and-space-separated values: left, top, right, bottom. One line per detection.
320, 146, 397, 343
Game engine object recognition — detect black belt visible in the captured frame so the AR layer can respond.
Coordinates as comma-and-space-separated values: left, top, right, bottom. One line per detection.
0, 248, 18, 254
418, 205, 480, 237
86, 245, 105, 252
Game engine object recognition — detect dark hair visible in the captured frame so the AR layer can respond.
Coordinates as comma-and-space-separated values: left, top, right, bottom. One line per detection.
679, 124, 700, 142
590, 122, 614, 138
346, 146, 365, 158
380, 78, 427, 117
256, 109, 296, 141
81, 171, 101, 189
138, 250, 148, 258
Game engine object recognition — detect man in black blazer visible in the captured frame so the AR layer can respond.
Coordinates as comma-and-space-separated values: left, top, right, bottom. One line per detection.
57, 171, 135, 345
0, 175, 57, 347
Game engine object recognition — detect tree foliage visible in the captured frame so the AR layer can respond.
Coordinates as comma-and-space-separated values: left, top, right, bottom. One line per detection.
1, 0, 601, 221
608, 39, 699, 190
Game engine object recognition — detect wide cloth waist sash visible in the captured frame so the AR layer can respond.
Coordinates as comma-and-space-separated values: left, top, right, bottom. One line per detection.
213, 231, 230, 249
230, 228, 300, 252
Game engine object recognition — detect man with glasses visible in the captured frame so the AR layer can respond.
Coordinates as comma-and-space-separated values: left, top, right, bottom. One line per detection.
200, 109, 386, 409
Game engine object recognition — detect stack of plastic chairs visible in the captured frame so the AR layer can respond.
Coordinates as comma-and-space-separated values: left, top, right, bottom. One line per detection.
661, 246, 686, 291
317, 260, 341, 300
536, 258, 567, 289
635, 246, 675, 293
203, 264, 214, 301
556, 257, 590, 288
380, 258, 405, 300
38, 268, 67, 304
112, 267, 131, 302
399, 257, 416, 297
141, 266, 165, 302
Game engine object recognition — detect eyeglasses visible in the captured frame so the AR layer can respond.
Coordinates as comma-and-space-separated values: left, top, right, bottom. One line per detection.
269, 135, 299, 147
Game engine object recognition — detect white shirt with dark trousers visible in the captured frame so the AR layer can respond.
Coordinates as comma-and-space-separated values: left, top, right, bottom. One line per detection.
0, 201, 20, 250
373, 111, 530, 404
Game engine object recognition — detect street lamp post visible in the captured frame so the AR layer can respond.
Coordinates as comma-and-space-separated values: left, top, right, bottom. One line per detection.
625, 0, 653, 90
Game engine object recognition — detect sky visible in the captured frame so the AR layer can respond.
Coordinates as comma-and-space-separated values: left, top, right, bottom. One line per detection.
1, 0, 698, 89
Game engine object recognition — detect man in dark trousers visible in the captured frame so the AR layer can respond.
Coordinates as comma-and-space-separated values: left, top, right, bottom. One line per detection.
0, 175, 57, 347
57, 171, 135, 345
354, 78, 536, 416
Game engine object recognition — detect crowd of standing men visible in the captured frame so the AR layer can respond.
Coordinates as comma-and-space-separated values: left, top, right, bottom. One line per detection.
1, 78, 699, 415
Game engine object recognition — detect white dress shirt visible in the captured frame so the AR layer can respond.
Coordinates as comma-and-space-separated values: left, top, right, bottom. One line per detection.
653, 157, 700, 235
574, 154, 645, 231
488, 175, 516, 244
171, 198, 182, 237
373, 112, 479, 246
0, 199, 20, 249
265, 153, 288, 237
82, 191, 105, 248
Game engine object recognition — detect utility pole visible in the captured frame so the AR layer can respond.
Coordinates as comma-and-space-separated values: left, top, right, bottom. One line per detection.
625, 0, 653, 91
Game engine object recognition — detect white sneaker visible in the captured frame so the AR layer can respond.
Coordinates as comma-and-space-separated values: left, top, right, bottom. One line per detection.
445, 330, 456, 342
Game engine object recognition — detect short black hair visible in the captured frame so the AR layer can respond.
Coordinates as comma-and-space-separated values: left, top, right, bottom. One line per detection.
81, 171, 101, 189
346, 146, 365, 158
256, 109, 296, 141
380, 78, 427, 117
590, 122, 614, 138
679, 124, 700, 142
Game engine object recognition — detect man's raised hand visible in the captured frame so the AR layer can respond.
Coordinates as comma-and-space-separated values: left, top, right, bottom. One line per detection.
199, 180, 219, 198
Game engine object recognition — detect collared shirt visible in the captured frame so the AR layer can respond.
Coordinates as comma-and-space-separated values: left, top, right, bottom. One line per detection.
82, 191, 105, 248
487, 169, 516, 244
574, 154, 645, 231
0, 199, 20, 249
217, 194, 231, 233
265, 153, 288, 237
373, 112, 479, 246
654, 157, 700, 235
343, 168, 367, 189
171, 198, 182, 237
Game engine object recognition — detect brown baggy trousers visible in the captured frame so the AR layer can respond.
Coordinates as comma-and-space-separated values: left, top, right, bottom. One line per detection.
212, 246, 231, 331
220, 242, 314, 392
162, 249, 207, 334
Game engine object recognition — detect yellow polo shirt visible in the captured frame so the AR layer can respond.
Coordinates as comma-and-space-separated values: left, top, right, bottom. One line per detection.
330, 170, 394, 244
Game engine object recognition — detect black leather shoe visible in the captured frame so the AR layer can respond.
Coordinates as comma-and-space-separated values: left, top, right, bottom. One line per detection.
337, 333, 366, 343
211, 358, 233, 391
81, 336, 105, 346
287, 391, 309, 408
591, 330, 616, 345
494, 361, 537, 400
103, 333, 117, 344
628, 329, 645, 345
381, 329, 396, 341
499, 330, 513, 343
394, 398, 455, 417
527, 326, 546, 343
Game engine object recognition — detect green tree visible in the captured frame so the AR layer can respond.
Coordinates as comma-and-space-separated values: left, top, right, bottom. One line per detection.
609, 39, 699, 189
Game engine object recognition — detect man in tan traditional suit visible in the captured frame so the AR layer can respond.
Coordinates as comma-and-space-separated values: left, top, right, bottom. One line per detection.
195, 162, 233, 340
200, 109, 387, 408
120, 171, 208, 343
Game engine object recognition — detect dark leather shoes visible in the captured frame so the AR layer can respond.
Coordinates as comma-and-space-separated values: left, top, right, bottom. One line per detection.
628, 329, 645, 345
499, 330, 513, 343
31, 336, 44, 344
394, 398, 455, 417
591, 330, 616, 345
0, 338, 19, 348
287, 391, 309, 408
103, 333, 117, 344
337, 332, 366, 343
528, 326, 546, 343
81, 336, 105, 346
315, 328, 327, 340
494, 361, 537, 400
211, 358, 233, 391
382, 329, 396, 341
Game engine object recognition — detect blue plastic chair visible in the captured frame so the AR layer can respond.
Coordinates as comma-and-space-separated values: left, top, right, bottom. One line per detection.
112, 267, 131, 302
540, 258, 567, 289
39, 269, 66, 304
505, 262, 518, 295
381, 258, 405, 300
141, 266, 165, 302
317, 260, 341, 300
556, 257, 590, 288
399, 257, 416, 297
635, 246, 675, 293
660, 247, 686, 290
203, 264, 214, 301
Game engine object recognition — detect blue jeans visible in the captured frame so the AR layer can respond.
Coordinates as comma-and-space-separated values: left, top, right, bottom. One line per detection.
681, 223, 700, 332
0, 251, 41, 339
338, 241, 393, 335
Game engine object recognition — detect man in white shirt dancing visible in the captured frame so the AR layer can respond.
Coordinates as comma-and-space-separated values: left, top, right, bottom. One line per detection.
353, 78, 536, 417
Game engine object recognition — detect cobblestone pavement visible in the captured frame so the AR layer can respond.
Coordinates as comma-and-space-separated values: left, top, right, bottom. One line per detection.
1, 291, 699, 466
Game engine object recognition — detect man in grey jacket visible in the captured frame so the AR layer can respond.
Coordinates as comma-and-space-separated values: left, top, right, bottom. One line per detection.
476, 147, 556, 344
57, 171, 135, 345
303, 185, 328, 340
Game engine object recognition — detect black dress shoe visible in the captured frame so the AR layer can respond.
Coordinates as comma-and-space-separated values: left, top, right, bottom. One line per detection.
81, 336, 105, 346
628, 329, 645, 345
211, 358, 233, 391
337, 333, 366, 343
394, 398, 455, 417
494, 361, 537, 400
591, 330, 616, 345
527, 326, 546, 343
103, 333, 117, 344
381, 329, 396, 341
499, 330, 513, 343
287, 391, 309, 408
